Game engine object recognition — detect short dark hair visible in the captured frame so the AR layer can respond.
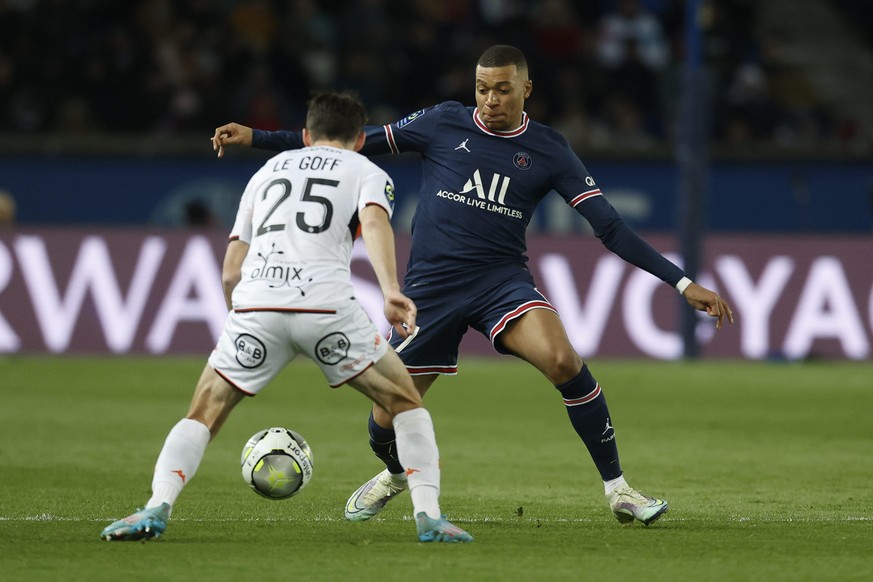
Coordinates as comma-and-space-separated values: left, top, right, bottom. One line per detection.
305, 91, 368, 143
477, 45, 528, 71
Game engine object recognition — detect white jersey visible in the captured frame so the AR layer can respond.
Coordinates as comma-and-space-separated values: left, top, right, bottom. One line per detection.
229, 145, 395, 312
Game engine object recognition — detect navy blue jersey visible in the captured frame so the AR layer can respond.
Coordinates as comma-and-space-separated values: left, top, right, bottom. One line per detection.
253, 101, 685, 287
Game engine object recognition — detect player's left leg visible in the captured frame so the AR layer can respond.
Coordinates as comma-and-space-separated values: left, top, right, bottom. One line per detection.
101, 367, 244, 541
497, 309, 667, 526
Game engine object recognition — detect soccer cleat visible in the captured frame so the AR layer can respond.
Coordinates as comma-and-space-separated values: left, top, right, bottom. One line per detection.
344, 469, 408, 521
100, 503, 171, 541
607, 486, 668, 526
415, 512, 473, 543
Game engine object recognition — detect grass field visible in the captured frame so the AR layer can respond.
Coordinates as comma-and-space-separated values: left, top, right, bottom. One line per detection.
1, 356, 871, 581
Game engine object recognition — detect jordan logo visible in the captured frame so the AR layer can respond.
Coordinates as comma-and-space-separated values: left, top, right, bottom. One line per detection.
455, 139, 470, 152
602, 419, 613, 435
172, 469, 187, 483
405, 467, 421, 476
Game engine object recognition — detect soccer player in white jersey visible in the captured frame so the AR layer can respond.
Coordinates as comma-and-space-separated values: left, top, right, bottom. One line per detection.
101, 91, 472, 543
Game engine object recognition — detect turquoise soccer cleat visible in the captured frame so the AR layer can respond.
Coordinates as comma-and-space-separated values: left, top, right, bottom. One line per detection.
415, 512, 473, 543
100, 503, 171, 541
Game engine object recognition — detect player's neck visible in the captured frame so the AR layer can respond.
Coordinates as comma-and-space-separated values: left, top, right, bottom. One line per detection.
475, 108, 525, 132
309, 139, 352, 150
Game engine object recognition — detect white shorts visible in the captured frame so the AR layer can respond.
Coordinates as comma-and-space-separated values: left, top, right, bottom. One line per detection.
207, 304, 389, 394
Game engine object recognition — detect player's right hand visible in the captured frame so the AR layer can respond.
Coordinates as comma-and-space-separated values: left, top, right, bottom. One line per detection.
212, 123, 253, 158
384, 291, 417, 338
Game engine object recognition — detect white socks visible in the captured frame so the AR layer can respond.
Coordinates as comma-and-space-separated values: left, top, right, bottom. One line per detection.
145, 413, 442, 519
146, 418, 211, 511
393, 408, 441, 519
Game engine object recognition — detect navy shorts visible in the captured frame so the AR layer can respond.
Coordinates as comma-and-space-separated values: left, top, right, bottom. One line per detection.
388, 264, 557, 375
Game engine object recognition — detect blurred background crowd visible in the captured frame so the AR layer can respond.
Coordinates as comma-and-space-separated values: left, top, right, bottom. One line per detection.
2, 0, 872, 155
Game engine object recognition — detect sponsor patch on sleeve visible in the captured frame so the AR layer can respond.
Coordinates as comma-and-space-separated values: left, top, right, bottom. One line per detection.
396, 109, 426, 129
383, 181, 395, 210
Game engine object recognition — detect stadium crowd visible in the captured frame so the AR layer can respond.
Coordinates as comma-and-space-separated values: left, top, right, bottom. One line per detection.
0, 0, 862, 151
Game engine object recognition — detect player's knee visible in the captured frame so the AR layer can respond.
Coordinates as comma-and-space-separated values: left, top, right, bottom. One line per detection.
542, 349, 584, 384
383, 385, 422, 417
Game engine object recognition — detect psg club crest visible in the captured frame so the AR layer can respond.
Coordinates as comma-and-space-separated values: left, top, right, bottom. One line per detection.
513, 152, 532, 170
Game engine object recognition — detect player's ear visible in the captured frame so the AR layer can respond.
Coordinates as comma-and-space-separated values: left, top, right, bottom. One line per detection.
524, 79, 532, 99
302, 128, 312, 147
353, 131, 366, 152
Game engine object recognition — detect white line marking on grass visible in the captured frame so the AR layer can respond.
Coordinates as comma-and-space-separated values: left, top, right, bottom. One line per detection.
2, 515, 872, 523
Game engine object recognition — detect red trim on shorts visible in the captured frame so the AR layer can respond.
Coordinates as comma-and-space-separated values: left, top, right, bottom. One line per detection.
234, 307, 337, 314
489, 300, 557, 341
406, 365, 458, 376
213, 367, 255, 396
331, 361, 375, 388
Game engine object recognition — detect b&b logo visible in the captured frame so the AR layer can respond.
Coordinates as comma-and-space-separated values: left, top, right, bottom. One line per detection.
315, 332, 351, 365
235, 334, 266, 368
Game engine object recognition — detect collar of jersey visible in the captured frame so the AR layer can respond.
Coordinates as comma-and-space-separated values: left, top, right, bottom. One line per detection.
473, 108, 530, 137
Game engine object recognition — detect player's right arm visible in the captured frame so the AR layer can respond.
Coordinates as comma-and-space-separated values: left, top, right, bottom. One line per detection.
359, 204, 416, 339
211, 103, 449, 157
221, 239, 249, 310
212, 123, 253, 158
221, 168, 260, 309
212, 122, 384, 156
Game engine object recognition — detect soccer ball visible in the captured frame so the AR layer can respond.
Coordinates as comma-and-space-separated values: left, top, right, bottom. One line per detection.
241, 427, 314, 500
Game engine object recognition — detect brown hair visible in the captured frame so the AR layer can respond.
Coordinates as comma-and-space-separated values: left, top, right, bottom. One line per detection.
305, 91, 368, 143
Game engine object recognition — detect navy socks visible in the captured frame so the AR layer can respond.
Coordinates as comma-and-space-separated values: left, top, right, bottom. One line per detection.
368, 365, 622, 481
368, 410, 405, 475
555, 364, 622, 481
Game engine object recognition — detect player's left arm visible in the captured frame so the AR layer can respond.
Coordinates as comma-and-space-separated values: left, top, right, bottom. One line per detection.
555, 141, 733, 328
577, 196, 733, 328
359, 204, 417, 338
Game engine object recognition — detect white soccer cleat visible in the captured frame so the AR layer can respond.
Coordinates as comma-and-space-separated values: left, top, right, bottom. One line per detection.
344, 469, 408, 521
607, 486, 668, 526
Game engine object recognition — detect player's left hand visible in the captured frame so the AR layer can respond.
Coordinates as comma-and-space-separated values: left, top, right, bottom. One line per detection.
682, 282, 734, 330
384, 291, 417, 338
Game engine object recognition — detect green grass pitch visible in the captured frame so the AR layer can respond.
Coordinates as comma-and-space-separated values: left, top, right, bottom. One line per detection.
1, 356, 871, 581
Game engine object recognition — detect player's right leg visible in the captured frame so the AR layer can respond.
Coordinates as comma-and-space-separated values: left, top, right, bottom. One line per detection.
347, 284, 464, 521
346, 350, 472, 542
345, 374, 437, 521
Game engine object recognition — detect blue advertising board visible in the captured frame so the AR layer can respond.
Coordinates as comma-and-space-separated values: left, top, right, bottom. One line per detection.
2, 155, 871, 233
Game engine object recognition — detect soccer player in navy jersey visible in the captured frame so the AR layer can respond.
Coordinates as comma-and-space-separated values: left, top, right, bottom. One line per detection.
213, 45, 733, 527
